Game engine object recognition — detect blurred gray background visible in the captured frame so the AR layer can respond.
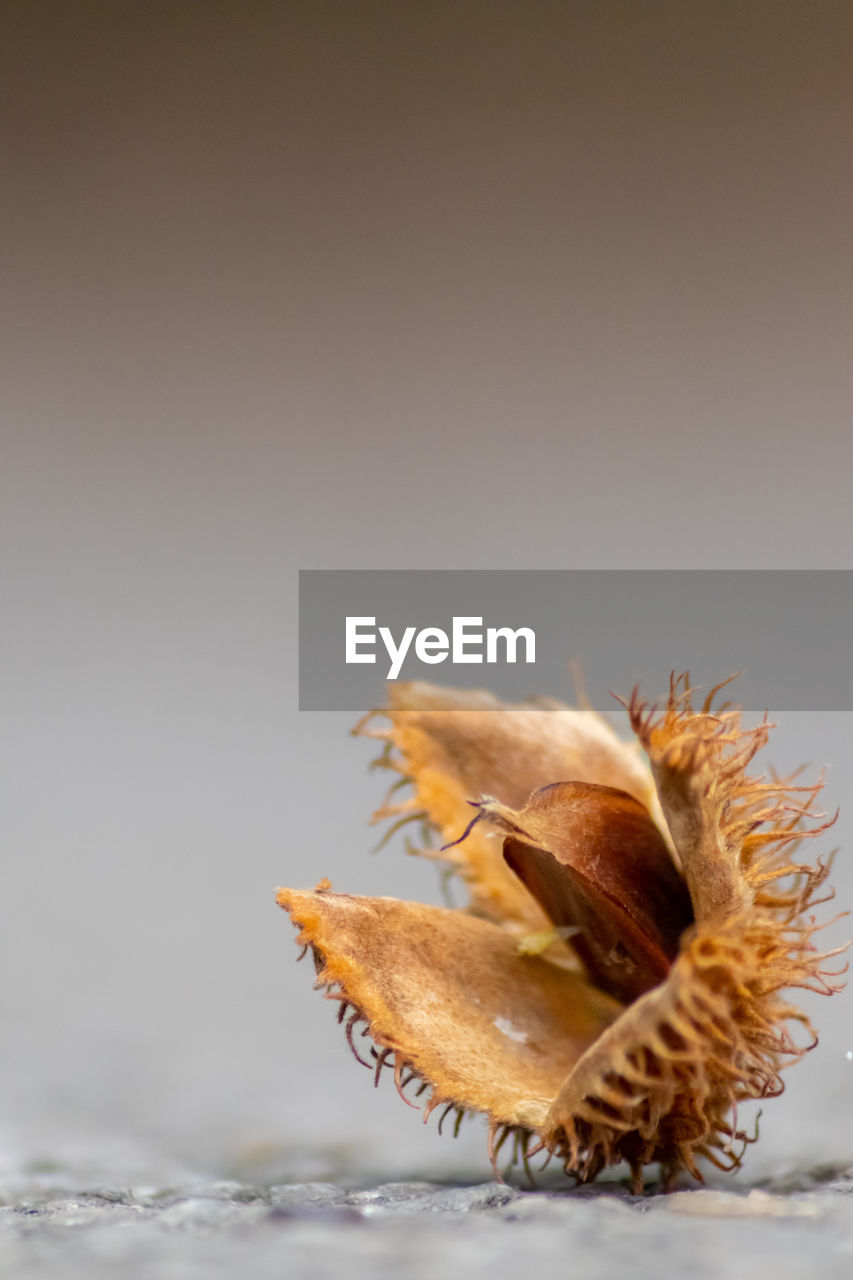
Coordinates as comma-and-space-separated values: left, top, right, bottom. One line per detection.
1, 1, 851, 1190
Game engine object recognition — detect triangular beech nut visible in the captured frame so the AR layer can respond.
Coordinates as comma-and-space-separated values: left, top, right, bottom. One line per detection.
478, 782, 695, 1003
355, 681, 669, 933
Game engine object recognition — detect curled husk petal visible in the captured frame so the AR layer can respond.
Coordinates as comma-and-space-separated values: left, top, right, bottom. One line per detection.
544, 911, 835, 1187
625, 673, 836, 922
277, 885, 619, 1129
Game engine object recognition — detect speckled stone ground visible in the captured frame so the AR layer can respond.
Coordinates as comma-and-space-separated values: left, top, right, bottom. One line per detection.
3, 1157, 853, 1280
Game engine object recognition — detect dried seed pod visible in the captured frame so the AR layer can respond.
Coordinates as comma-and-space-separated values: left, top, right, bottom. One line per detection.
277, 674, 845, 1190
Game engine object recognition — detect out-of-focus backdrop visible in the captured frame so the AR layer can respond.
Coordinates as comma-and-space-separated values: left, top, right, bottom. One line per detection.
1, 2, 851, 1185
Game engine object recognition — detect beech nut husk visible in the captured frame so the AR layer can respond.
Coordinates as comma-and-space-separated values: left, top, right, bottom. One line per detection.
276, 673, 846, 1190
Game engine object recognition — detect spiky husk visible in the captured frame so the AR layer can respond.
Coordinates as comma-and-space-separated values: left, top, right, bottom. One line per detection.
543, 910, 840, 1189
281, 674, 845, 1188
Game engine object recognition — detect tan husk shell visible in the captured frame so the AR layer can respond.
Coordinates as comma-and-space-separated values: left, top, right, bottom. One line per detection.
277, 673, 845, 1189
276, 886, 620, 1130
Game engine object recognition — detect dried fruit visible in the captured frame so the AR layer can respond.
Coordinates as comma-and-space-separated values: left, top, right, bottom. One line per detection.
276, 674, 845, 1189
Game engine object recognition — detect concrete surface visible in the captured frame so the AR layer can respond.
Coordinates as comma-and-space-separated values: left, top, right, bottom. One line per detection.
3, 1154, 853, 1280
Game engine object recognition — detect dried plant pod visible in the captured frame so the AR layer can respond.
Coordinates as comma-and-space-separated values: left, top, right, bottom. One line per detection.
277, 673, 846, 1190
